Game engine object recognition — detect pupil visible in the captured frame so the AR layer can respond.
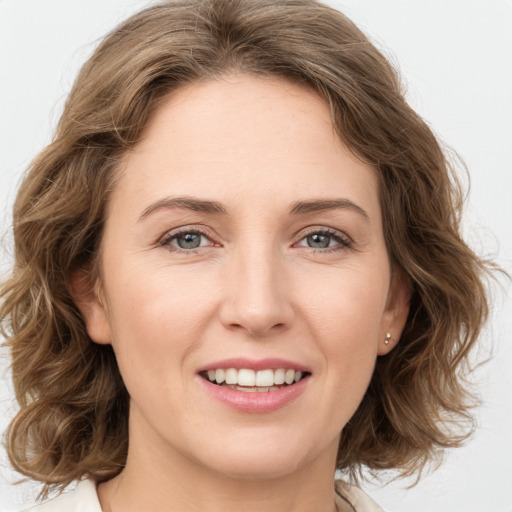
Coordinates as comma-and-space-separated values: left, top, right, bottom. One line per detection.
308, 233, 330, 248
308, 233, 331, 249
178, 233, 201, 249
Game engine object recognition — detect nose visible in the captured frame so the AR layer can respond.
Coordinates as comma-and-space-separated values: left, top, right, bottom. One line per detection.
219, 244, 295, 337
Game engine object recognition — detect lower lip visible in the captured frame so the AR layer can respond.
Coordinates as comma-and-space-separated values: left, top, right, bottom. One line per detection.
198, 375, 310, 413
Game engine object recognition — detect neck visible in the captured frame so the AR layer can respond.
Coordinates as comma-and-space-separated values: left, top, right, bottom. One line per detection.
98, 409, 344, 512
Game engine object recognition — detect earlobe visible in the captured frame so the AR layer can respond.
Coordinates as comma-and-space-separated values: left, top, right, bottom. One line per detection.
378, 269, 412, 356
69, 268, 112, 345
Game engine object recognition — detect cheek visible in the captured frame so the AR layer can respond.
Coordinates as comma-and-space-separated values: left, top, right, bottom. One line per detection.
318, 296, 383, 389
103, 264, 219, 388
298, 267, 388, 403
298, 264, 389, 344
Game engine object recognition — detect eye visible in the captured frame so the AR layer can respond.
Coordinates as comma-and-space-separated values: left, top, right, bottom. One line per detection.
304, 233, 334, 249
295, 228, 351, 251
160, 229, 214, 251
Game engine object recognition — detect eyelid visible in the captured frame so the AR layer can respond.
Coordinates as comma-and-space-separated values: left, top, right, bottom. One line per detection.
293, 226, 353, 250
157, 224, 353, 253
159, 225, 219, 251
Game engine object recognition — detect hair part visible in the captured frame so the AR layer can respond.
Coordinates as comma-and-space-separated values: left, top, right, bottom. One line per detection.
1, 0, 492, 495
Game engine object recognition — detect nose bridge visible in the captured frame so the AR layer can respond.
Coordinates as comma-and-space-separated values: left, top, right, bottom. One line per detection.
221, 234, 293, 336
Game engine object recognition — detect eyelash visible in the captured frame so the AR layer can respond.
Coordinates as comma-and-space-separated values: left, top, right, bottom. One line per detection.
159, 227, 216, 254
295, 227, 352, 253
159, 226, 352, 254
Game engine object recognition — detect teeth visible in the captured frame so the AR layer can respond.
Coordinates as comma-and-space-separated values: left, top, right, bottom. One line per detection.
255, 369, 274, 387
238, 369, 255, 386
215, 369, 225, 384
205, 368, 306, 387
274, 368, 285, 385
237, 386, 257, 392
224, 385, 288, 393
225, 368, 237, 384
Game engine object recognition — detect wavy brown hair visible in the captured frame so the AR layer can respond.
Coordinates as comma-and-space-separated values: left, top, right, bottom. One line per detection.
1, 0, 491, 495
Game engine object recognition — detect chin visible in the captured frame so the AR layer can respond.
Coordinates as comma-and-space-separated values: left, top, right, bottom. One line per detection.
210, 454, 306, 481
192, 431, 321, 480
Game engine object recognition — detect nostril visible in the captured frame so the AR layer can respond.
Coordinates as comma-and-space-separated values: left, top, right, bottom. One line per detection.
219, 282, 295, 337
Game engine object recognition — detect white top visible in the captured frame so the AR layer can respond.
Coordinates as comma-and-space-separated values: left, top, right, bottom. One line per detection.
336, 481, 385, 512
22, 479, 384, 512
22, 480, 101, 512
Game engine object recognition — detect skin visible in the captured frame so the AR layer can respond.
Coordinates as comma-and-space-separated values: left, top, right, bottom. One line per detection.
75, 75, 410, 512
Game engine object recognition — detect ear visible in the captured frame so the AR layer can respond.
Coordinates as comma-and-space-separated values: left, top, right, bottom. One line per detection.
378, 268, 412, 356
69, 268, 112, 345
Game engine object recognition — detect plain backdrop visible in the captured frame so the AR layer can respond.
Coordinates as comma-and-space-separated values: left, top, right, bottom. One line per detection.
0, 1, 511, 511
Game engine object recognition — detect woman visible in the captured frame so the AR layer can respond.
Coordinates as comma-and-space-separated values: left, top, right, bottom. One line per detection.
0, 0, 492, 511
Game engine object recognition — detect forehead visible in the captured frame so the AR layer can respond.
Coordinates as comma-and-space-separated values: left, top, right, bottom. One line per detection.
113, 74, 380, 222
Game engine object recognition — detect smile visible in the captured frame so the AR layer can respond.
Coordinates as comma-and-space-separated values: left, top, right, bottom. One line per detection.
201, 368, 307, 392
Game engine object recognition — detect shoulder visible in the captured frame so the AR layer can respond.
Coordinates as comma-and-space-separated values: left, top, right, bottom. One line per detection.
21, 480, 102, 512
335, 480, 385, 512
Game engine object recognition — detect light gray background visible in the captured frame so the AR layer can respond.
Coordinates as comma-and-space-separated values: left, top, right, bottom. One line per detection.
1, 1, 511, 511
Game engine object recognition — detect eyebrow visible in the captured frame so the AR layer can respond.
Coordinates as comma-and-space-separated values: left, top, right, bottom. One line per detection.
139, 196, 228, 221
289, 198, 370, 222
139, 196, 369, 222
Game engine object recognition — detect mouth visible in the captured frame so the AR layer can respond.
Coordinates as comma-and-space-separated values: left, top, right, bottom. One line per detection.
199, 368, 310, 392
197, 360, 311, 412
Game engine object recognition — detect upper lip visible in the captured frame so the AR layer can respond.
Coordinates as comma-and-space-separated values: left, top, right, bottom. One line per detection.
198, 357, 311, 373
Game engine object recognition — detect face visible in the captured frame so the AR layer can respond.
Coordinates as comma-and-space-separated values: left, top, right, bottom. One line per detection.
78, 75, 409, 480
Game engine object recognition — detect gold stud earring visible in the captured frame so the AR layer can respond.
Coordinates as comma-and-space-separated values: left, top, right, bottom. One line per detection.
384, 332, 392, 345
